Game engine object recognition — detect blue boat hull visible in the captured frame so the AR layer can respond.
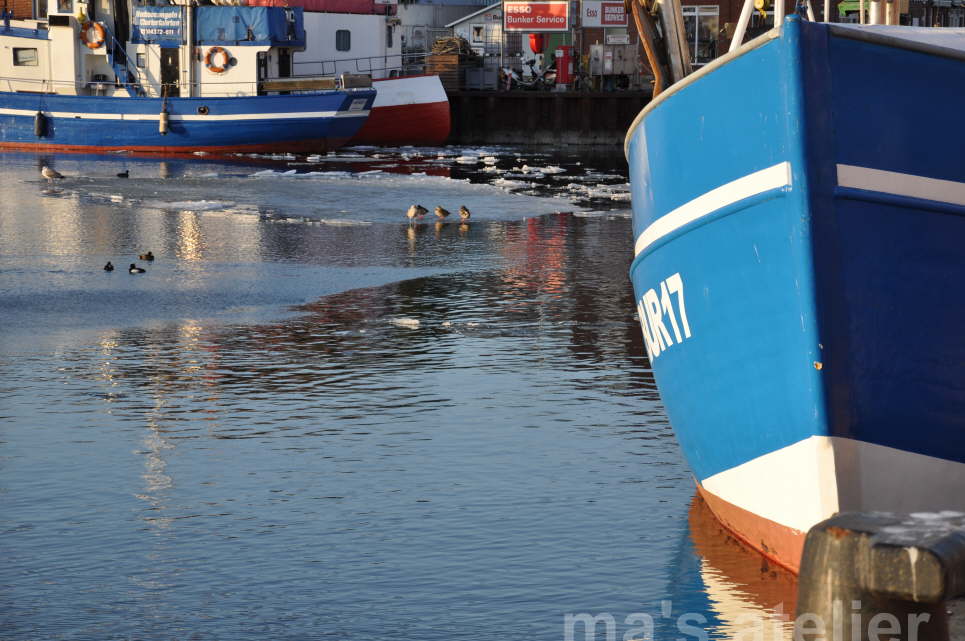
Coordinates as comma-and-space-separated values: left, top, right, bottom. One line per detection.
626, 18, 965, 571
0, 89, 374, 153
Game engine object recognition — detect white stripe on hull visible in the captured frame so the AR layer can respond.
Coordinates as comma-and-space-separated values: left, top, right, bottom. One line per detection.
371, 75, 449, 108
633, 162, 792, 257
633, 163, 965, 259
837, 163, 965, 207
702, 436, 965, 534
0, 107, 369, 121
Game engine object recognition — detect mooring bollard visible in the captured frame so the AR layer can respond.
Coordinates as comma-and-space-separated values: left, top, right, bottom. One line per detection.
794, 512, 965, 641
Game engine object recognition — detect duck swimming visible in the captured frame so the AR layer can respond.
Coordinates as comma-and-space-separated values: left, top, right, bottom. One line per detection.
434, 206, 451, 220
104, 261, 114, 271
129, 263, 146, 274
117, 170, 129, 178
139, 251, 154, 261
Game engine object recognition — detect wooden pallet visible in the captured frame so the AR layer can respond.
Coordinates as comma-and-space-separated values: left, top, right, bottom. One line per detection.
426, 54, 462, 92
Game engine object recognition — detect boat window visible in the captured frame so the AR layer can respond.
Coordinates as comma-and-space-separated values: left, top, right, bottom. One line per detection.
681, 5, 718, 66
56, 0, 71, 12
136, 52, 146, 68
386, 24, 393, 48
13, 48, 39, 66
336, 29, 351, 51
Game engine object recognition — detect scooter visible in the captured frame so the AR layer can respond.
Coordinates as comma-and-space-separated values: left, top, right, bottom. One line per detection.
523, 58, 556, 90
500, 65, 540, 91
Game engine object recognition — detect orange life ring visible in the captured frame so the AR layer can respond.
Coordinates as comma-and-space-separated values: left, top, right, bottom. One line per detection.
205, 46, 230, 74
79, 21, 105, 49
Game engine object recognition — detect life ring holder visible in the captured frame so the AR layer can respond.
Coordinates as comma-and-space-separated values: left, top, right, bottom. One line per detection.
205, 46, 231, 74
79, 21, 106, 49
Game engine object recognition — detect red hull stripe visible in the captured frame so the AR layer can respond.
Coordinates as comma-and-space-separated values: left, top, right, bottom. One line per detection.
351, 101, 450, 146
696, 482, 806, 575
0, 137, 351, 154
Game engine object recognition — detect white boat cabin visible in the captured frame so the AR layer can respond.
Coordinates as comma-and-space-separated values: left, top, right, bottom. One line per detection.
0, 0, 329, 97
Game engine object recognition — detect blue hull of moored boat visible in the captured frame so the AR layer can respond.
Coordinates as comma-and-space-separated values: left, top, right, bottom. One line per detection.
0, 89, 374, 153
626, 17, 965, 571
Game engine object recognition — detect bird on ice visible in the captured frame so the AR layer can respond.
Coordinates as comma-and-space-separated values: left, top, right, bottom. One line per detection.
129, 263, 146, 274
41, 166, 63, 182
406, 204, 427, 221
459, 206, 471, 221
434, 206, 451, 220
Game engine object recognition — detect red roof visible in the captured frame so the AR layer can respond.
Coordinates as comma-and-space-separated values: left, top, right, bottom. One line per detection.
245, 0, 397, 14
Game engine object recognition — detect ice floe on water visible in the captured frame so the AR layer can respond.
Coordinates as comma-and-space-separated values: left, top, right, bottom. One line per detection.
389, 317, 421, 329
565, 182, 632, 202
142, 199, 237, 212
573, 210, 632, 219
34, 144, 630, 223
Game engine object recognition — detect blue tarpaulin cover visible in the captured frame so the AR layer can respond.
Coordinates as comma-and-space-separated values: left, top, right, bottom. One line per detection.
195, 6, 305, 46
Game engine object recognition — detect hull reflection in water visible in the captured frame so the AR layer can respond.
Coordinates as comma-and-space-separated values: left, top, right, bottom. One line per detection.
688, 494, 796, 641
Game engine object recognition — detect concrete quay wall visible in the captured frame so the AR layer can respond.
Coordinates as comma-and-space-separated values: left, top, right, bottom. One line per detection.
446, 91, 652, 147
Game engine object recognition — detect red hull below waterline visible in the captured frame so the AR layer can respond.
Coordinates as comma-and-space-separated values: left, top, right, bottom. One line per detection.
351, 100, 450, 146
696, 483, 806, 575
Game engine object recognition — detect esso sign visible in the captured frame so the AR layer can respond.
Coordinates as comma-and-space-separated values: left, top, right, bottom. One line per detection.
503, 1, 569, 31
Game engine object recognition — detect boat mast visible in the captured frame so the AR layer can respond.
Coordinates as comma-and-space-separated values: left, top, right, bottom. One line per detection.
626, 0, 693, 97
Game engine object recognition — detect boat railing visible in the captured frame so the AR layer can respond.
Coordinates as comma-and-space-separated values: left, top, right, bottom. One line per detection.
0, 74, 368, 98
292, 51, 427, 80
99, 22, 146, 96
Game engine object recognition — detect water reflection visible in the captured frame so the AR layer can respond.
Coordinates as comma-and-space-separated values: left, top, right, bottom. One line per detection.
689, 495, 796, 640
0, 149, 787, 641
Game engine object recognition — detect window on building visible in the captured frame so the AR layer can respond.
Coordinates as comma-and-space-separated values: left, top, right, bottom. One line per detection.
13, 48, 39, 66
57, 0, 71, 12
682, 5, 719, 65
136, 52, 146, 68
471, 24, 485, 43
386, 25, 393, 48
336, 29, 351, 51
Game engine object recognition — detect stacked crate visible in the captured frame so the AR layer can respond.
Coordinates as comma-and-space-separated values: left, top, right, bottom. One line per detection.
426, 54, 462, 92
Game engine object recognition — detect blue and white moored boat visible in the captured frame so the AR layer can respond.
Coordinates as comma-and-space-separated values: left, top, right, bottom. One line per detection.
626, 16, 965, 572
0, 1, 374, 153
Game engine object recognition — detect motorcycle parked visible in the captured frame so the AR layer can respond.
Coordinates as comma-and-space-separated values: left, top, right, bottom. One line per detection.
500, 59, 556, 91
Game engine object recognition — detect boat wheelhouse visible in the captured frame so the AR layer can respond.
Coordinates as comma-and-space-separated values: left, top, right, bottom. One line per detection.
0, 0, 375, 152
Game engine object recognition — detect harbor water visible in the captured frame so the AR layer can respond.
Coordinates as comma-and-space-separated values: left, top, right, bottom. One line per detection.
0, 149, 794, 641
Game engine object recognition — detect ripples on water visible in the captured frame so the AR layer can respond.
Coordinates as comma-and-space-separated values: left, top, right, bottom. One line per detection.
0, 150, 791, 640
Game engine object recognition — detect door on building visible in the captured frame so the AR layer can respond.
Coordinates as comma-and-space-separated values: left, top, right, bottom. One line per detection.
160, 47, 180, 97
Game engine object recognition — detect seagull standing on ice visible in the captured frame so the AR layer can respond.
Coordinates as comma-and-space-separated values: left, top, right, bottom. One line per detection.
41, 166, 63, 183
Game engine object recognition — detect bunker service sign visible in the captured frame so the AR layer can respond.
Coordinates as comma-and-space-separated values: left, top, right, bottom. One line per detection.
581, 1, 627, 27
503, 1, 570, 32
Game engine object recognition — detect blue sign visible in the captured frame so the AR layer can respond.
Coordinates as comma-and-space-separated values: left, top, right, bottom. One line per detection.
131, 6, 182, 46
